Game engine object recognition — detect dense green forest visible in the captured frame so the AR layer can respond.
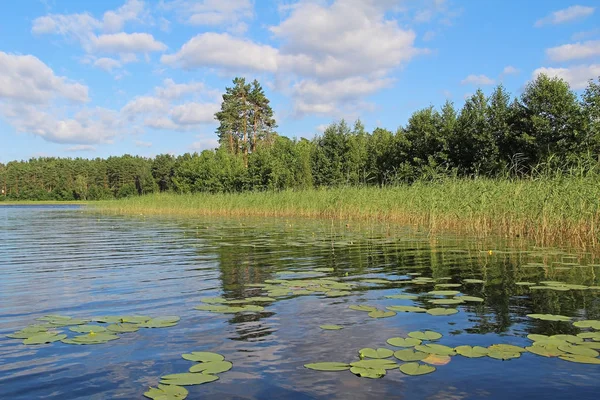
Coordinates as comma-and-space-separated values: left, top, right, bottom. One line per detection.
1, 74, 599, 201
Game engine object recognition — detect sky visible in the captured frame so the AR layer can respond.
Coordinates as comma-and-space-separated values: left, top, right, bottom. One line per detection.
1, 0, 599, 163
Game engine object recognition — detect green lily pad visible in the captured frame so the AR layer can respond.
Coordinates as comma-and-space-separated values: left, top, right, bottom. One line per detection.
408, 331, 442, 341
7, 327, 51, 339
69, 325, 107, 333
428, 299, 464, 305
428, 290, 461, 296
386, 305, 427, 313
487, 351, 521, 360
455, 345, 488, 358
463, 279, 485, 284
387, 337, 422, 347
350, 359, 398, 369
393, 349, 428, 361
61, 339, 84, 345
107, 323, 139, 333
160, 373, 219, 386
200, 297, 227, 304
549, 334, 583, 344
426, 308, 458, 316
527, 334, 549, 342
49, 319, 87, 327
320, 325, 343, 330
189, 360, 233, 374
368, 310, 396, 319
246, 297, 276, 303
399, 362, 436, 376
530, 286, 570, 291
72, 332, 119, 344
359, 348, 394, 359
527, 314, 572, 322
385, 294, 418, 300
350, 366, 386, 379
23, 332, 67, 345
181, 352, 225, 362
94, 316, 124, 323
325, 291, 351, 297
526, 345, 564, 357
304, 362, 350, 371
139, 316, 180, 328
578, 332, 600, 341
488, 344, 527, 353
559, 354, 600, 364
119, 316, 151, 324
456, 296, 484, 302
348, 305, 378, 312
515, 282, 536, 286
361, 279, 390, 284
435, 283, 462, 288
573, 320, 600, 330
314, 268, 334, 272
581, 342, 600, 349
144, 384, 188, 399
557, 344, 599, 357
415, 344, 456, 356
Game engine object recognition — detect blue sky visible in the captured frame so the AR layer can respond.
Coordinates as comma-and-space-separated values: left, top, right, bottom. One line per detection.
1, 0, 599, 163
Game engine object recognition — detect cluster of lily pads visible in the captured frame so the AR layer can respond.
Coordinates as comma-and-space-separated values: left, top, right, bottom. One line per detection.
305, 324, 600, 380
243, 274, 356, 298
6, 314, 180, 345
144, 351, 232, 399
516, 280, 600, 291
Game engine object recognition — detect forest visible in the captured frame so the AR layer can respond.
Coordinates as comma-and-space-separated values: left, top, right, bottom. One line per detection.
1, 74, 599, 201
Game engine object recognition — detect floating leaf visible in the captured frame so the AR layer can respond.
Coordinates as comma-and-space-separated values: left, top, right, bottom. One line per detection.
573, 320, 600, 330
304, 362, 350, 371
386, 305, 427, 313
393, 349, 428, 361
23, 333, 66, 345
7, 327, 50, 339
49, 319, 87, 327
368, 310, 396, 319
455, 296, 484, 303
515, 282, 536, 286
455, 345, 488, 358
487, 350, 521, 360
385, 294, 418, 300
549, 334, 582, 344
71, 332, 119, 344
69, 325, 107, 333
361, 279, 390, 284
581, 342, 600, 350
181, 352, 225, 362
530, 286, 570, 291
95, 316, 124, 324
527, 334, 549, 342
144, 385, 188, 400
189, 361, 233, 374
107, 323, 139, 333
160, 373, 219, 386
415, 344, 456, 356
359, 348, 394, 359
119, 316, 151, 324
557, 344, 599, 357
408, 331, 442, 341
350, 359, 397, 369
428, 290, 461, 296
559, 355, 600, 364
428, 299, 464, 305
246, 297, 276, 303
387, 337, 422, 347
139, 316, 180, 328
435, 283, 462, 288
350, 366, 386, 379
314, 268, 334, 272
526, 314, 571, 322
526, 345, 564, 357
320, 325, 343, 330
201, 297, 227, 304
399, 362, 436, 376
463, 279, 485, 284
326, 291, 351, 297
578, 332, 600, 341
348, 305, 378, 312
426, 308, 458, 316
422, 354, 451, 365
488, 344, 527, 353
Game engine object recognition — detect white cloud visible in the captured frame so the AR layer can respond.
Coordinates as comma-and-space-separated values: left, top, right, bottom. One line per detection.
190, 137, 219, 151
31, 12, 100, 44
160, 0, 253, 29
170, 102, 220, 125
572, 28, 600, 41
102, 0, 146, 33
161, 33, 278, 72
546, 40, 600, 62
533, 64, 600, 89
535, 5, 595, 27
461, 74, 495, 85
92, 33, 167, 54
93, 57, 122, 72
134, 140, 152, 148
502, 66, 519, 75
0, 52, 88, 103
122, 96, 168, 117
65, 144, 96, 152
155, 78, 212, 99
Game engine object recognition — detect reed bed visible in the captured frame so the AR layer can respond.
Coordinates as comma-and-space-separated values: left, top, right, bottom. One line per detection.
94, 175, 600, 254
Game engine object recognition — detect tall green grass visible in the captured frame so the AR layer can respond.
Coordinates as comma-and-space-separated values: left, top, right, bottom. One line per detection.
94, 174, 600, 253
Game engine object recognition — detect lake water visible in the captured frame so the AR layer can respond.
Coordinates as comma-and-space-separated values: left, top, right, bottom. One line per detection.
1, 205, 599, 399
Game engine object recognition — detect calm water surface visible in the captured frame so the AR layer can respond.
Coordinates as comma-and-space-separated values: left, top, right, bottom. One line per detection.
1, 205, 600, 399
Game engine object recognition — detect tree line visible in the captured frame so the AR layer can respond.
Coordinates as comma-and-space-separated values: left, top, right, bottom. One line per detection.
1, 74, 599, 201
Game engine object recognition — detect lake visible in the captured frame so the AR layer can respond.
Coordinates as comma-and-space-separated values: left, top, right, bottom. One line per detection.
1, 205, 599, 399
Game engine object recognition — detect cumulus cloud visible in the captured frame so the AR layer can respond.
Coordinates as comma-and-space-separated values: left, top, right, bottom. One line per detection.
160, 0, 253, 30
461, 74, 495, 85
102, 0, 147, 33
93, 57, 122, 72
533, 64, 600, 89
190, 137, 219, 151
121, 96, 168, 117
170, 102, 219, 125
546, 40, 600, 62
535, 5, 595, 27
65, 144, 96, 152
92, 33, 167, 53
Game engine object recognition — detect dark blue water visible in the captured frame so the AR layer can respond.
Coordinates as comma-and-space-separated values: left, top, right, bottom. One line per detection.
0, 205, 599, 399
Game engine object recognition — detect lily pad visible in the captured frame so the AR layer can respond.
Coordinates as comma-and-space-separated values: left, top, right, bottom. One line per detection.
557, 344, 599, 357
350, 366, 386, 379
559, 354, 600, 364
393, 349, 428, 361
181, 352, 225, 362
435, 283, 462, 288
387, 337, 422, 347
386, 305, 427, 313
463, 279, 485, 284
23, 332, 67, 345
399, 362, 436, 376
359, 348, 394, 359
71, 332, 119, 344
348, 305, 378, 312
515, 282, 536, 286
408, 331, 442, 341
549, 334, 582, 344
487, 350, 521, 360
144, 384, 188, 400
304, 362, 350, 371
455, 345, 488, 358
350, 359, 397, 369
527, 334, 549, 342
428, 299, 464, 305
49, 319, 88, 327
368, 310, 396, 319
573, 320, 600, 330
385, 294, 418, 300
200, 297, 227, 304
139, 316, 180, 328
577, 332, 600, 341
189, 361, 233, 374
426, 308, 458, 316
361, 279, 390, 284
428, 290, 461, 296
107, 323, 139, 333
160, 373, 219, 386
415, 344, 456, 356
119, 316, 151, 324
526, 345, 564, 357
488, 344, 526, 353
320, 325, 343, 330
422, 354, 451, 365
455, 296, 484, 302
526, 314, 572, 322
69, 325, 107, 333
